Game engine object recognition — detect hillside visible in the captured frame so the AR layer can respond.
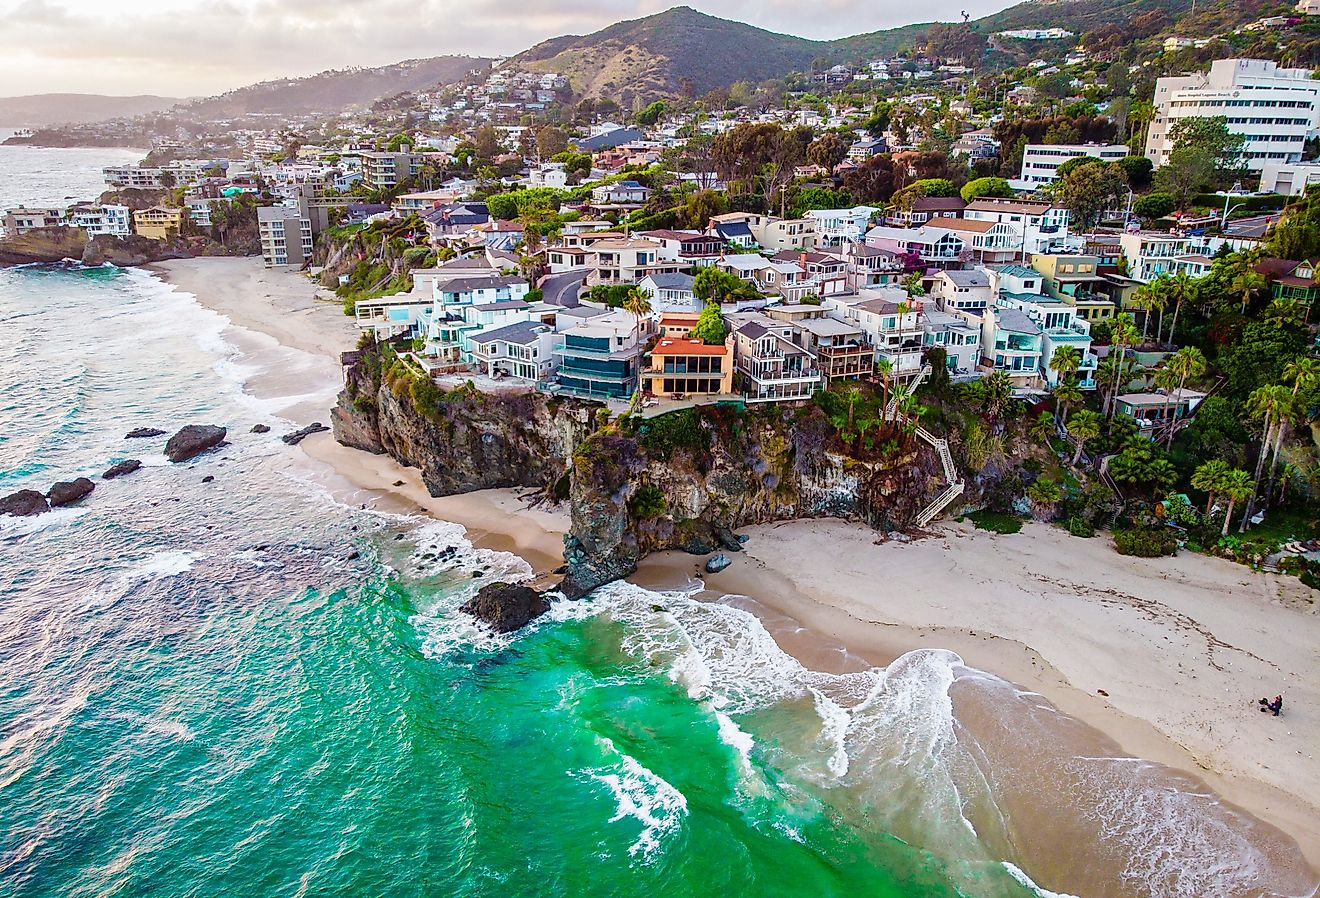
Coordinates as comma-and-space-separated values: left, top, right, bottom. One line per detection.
177, 56, 494, 119
510, 7, 824, 105
0, 94, 183, 127
505, 0, 1273, 103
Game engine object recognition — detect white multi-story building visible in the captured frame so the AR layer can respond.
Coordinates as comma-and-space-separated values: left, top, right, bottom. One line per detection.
1146, 59, 1320, 172
1018, 143, 1130, 185
69, 204, 131, 237
996, 27, 1074, 39
1258, 160, 1320, 195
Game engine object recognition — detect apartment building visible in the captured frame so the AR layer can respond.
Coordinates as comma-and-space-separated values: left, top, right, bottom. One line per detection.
1029, 254, 1116, 321
1018, 143, 1129, 185
961, 198, 1070, 256
551, 308, 648, 400
257, 206, 313, 268
1146, 59, 1320, 171
646, 330, 734, 399
728, 316, 821, 402
805, 206, 880, 246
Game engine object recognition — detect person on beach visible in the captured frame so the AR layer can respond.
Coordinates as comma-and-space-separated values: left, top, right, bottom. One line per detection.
1259, 695, 1284, 716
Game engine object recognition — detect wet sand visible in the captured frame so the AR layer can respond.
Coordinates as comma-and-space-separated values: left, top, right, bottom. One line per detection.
151, 256, 1320, 889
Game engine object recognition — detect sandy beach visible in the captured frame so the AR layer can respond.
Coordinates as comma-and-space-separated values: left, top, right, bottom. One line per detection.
152, 256, 1320, 875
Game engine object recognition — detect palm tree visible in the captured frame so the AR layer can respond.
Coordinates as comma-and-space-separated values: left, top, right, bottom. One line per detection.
845, 386, 863, 429
1163, 270, 1198, 344
1158, 346, 1206, 447
894, 300, 913, 377
1048, 345, 1081, 387
1030, 410, 1056, 443
1242, 384, 1293, 531
980, 370, 1014, 421
1220, 468, 1255, 537
1272, 357, 1320, 501
1051, 377, 1083, 426
1127, 281, 1165, 342
1067, 409, 1102, 465
623, 287, 653, 394
1104, 314, 1140, 420
1229, 252, 1267, 315
874, 356, 894, 418
1264, 297, 1307, 329
1191, 459, 1231, 517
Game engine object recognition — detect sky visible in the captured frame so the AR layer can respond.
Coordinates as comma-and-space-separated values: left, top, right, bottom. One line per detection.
0, 0, 1012, 98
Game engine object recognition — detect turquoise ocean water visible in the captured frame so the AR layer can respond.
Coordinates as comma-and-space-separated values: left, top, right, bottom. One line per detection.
0, 142, 1315, 898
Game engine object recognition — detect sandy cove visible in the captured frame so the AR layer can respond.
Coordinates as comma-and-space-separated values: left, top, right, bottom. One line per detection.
152, 256, 1320, 870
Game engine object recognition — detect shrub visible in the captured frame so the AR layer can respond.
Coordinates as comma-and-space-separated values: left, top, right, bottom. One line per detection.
631, 484, 667, 519
965, 510, 1023, 534
1066, 515, 1095, 538
1113, 527, 1178, 557
637, 408, 710, 459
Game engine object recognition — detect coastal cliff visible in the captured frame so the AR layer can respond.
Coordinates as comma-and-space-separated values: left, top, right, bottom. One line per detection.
0, 226, 253, 268
334, 344, 958, 597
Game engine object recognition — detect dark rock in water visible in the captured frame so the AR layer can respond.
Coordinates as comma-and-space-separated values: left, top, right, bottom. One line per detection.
47, 478, 95, 507
0, 489, 49, 516
705, 554, 731, 574
394, 533, 405, 541
281, 422, 329, 446
165, 424, 227, 462
201, 475, 214, 484
347, 550, 360, 561
250, 424, 271, 434
102, 459, 142, 479
125, 427, 166, 439
393, 480, 405, 487
461, 581, 550, 633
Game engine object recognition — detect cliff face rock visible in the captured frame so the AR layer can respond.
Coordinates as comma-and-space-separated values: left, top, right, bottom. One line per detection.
80, 234, 193, 267
560, 405, 940, 597
332, 354, 597, 496
0, 227, 87, 266
461, 582, 551, 633
332, 348, 947, 599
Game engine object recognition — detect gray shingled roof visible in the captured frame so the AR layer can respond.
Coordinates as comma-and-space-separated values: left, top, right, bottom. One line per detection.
943, 269, 991, 287
471, 321, 546, 346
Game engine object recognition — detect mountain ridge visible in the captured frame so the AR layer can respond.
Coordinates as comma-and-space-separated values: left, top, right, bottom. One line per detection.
0, 94, 184, 127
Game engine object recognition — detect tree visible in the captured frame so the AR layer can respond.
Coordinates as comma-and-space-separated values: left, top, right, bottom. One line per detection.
1030, 410, 1056, 442
1055, 162, 1128, 231
1161, 270, 1198, 343
1052, 378, 1083, 426
535, 126, 568, 159
1219, 468, 1255, 537
1191, 459, 1231, 516
692, 302, 728, 345
1242, 384, 1292, 530
1067, 409, 1102, 465
1228, 254, 1268, 315
1168, 116, 1247, 186
1117, 155, 1154, 190
807, 132, 849, 176
910, 178, 959, 198
1154, 146, 1214, 211
1126, 280, 1167, 342
959, 176, 1012, 203
979, 371, 1015, 420
636, 100, 668, 127
473, 124, 502, 160
791, 186, 854, 219
694, 267, 758, 304
1055, 156, 1106, 180
1158, 346, 1206, 447
842, 154, 897, 203
1103, 313, 1140, 419
1110, 436, 1178, 495
1132, 192, 1175, 221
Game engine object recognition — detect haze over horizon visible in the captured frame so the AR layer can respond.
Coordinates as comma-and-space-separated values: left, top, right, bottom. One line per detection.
0, 0, 1014, 99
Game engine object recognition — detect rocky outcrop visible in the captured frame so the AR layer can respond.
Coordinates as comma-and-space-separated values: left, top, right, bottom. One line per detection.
251, 424, 271, 434
0, 227, 87, 266
102, 460, 142, 479
334, 346, 948, 600
460, 581, 552, 633
125, 427, 166, 439
0, 489, 50, 516
47, 478, 95, 507
81, 234, 192, 267
332, 353, 597, 496
281, 422, 329, 445
164, 424, 227, 462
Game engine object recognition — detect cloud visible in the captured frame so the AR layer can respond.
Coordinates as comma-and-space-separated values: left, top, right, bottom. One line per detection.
0, 0, 1008, 97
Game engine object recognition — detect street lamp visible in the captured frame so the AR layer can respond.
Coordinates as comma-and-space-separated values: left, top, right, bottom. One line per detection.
1221, 181, 1245, 228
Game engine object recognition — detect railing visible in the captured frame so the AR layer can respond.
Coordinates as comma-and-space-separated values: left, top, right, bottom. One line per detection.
885, 364, 931, 420
911, 419, 963, 527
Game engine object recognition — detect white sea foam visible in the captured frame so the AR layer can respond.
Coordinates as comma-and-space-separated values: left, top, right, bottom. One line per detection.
0, 505, 89, 539
117, 550, 200, 582
1002, 861, 1083, 898
579, 736, 688, 861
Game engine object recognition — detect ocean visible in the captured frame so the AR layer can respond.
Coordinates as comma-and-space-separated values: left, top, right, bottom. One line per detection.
0, 140, 1315, 898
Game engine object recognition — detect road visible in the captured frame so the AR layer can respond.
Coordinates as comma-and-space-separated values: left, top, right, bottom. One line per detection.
539, 269, 587, 307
